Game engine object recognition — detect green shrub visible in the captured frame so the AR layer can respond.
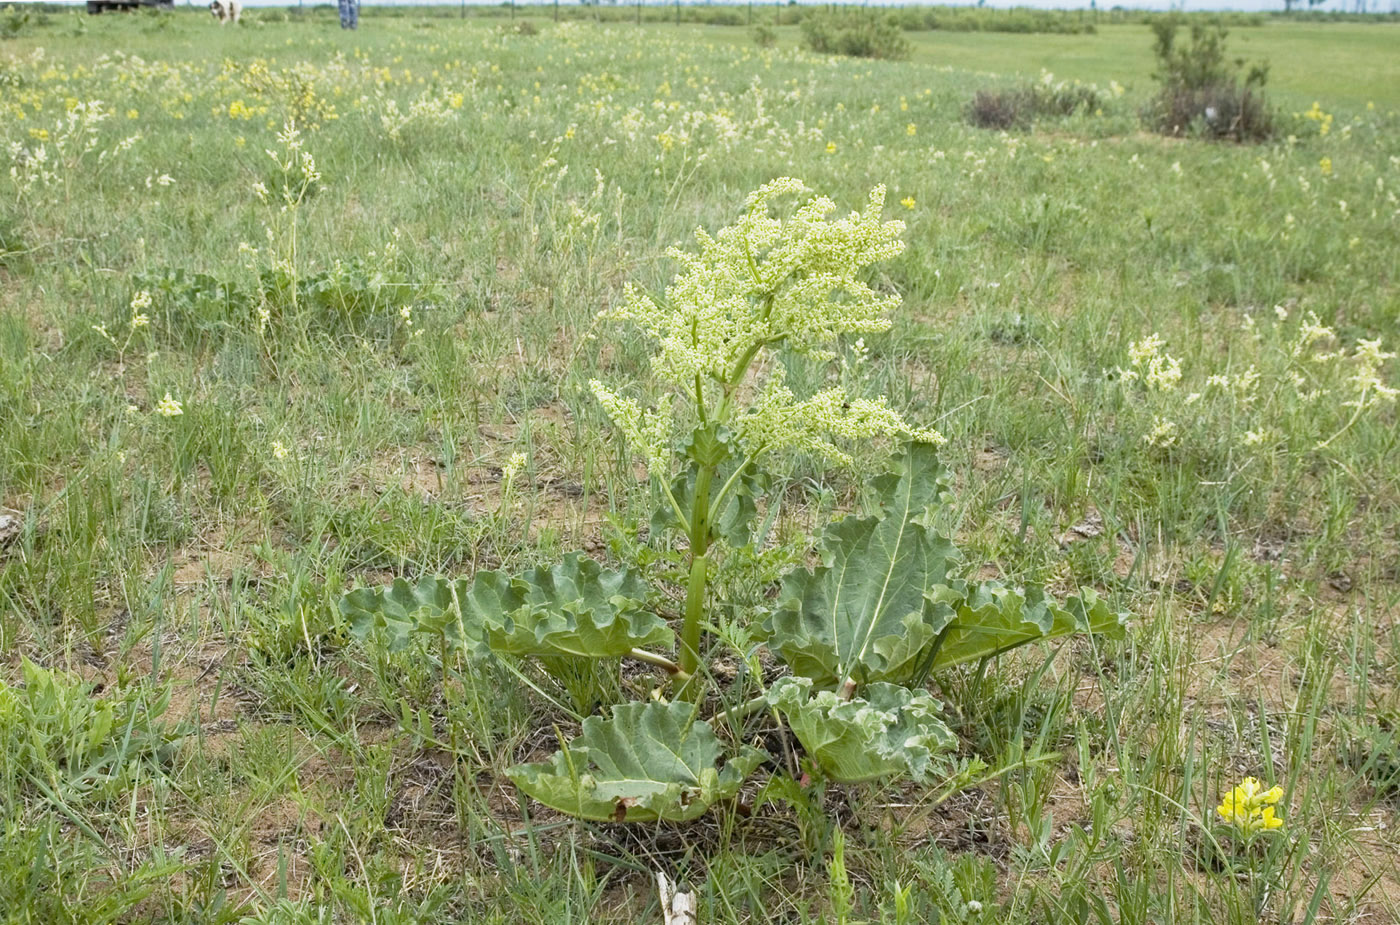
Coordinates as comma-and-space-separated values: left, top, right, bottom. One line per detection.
1144, 16, 1274, 142
1, 6, 32, 39
890, 6, 1097, 35
800, 10, 910, 60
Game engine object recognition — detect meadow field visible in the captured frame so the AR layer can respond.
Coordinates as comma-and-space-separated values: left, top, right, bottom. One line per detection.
1, 7, 1398, 923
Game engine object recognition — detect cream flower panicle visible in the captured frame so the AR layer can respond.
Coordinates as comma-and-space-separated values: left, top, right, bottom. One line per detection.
589, 381, 674, 476
601, 179, 905, 387
1127, 333, 1182, 391
592, 181, 937, 473
738, 365, 942, 465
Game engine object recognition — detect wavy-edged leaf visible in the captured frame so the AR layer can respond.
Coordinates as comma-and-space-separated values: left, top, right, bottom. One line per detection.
925, 582, 1127, 671
506, 701, 767, 822
339, 555, 670, 660
340, 575, 480, 654
767, 677, 956, 783
471, 554, 671, 658
767, 442, 957, 687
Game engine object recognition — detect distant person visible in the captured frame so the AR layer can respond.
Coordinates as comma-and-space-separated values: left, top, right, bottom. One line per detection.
338, 0, 358, 30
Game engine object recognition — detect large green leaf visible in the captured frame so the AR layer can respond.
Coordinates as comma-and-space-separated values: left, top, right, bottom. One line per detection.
767, 677, 956, 783
925, 582, 1127, 671
340, 575, 480, 653
506, 701, 767, 822
470, 554, 671, 658
767, 444, 1129, 687
339, 554, 670, 659
767, 442, 958, 688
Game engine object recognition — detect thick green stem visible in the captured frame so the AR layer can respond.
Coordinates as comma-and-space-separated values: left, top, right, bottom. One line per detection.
677, 463, 715, 701
678, 552, 709, 701
670, 306, 773, 701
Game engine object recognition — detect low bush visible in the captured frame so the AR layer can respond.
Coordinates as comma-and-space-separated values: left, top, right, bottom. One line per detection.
966, 80, 1103, 131
800, 10, 910, 60
1148, 82, 1273, 142
1, 6, 32, 38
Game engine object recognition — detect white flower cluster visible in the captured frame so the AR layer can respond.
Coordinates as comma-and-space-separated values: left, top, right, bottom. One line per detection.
1123, 333, 1182, 391
604, 178, 905, 387
593, 180, 938, 473
741, 366, 942, 466
1116, 311, 1397, 455
589, 385, 674, 475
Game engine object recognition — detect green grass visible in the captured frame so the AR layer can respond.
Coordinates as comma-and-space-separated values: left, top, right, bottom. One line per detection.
905, 22, 1400, 110
698, 20, 1400, 110
1, 8, 1398, 923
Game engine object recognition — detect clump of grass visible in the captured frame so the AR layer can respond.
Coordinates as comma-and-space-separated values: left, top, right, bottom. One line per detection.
1144, 15, 1274, 142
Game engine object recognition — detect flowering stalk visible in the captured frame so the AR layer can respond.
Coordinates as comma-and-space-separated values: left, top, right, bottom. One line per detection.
591, 179, 941, 700
1216, 777, 1286, 917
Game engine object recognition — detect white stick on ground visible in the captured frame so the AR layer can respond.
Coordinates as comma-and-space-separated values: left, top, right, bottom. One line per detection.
658, 871, 697, 925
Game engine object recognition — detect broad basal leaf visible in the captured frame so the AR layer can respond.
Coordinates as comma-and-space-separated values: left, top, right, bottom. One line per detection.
924, 582, 1127, 671
340, 575, 480, 653
767, 677, 956, 783
506, 701, 767, 822
340, 554, 670, 660
470, 554, 671, 658
767, 442, 958, 687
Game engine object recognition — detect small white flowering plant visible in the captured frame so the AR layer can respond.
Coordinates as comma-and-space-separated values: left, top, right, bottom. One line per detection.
342, 180, 1126, 824
1113, 308, 1397, 459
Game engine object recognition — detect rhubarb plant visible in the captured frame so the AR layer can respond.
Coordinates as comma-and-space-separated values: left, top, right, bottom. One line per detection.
340, 180, 1127, 822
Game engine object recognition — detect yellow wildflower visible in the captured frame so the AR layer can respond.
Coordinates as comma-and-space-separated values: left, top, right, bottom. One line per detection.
900, 196, 916, 210
1217, 778, 1284, 837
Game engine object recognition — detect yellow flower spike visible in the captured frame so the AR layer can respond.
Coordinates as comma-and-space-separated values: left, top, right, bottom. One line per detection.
1217, 778, 1285, 837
